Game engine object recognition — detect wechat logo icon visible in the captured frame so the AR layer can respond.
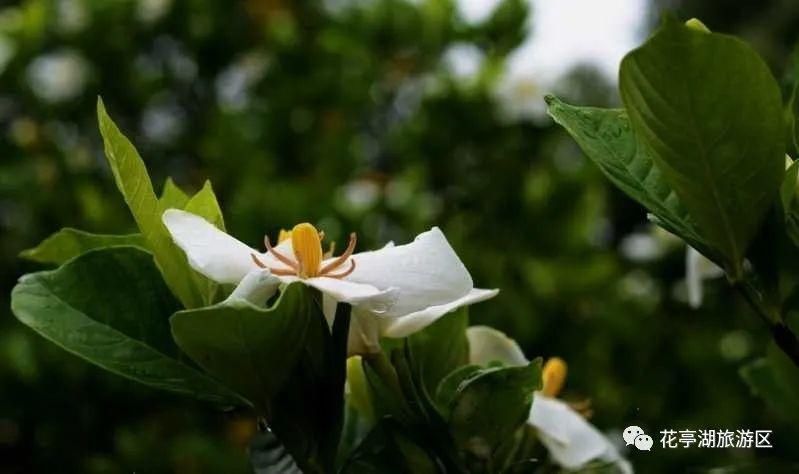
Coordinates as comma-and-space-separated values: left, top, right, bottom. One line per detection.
624, 425, 653, 451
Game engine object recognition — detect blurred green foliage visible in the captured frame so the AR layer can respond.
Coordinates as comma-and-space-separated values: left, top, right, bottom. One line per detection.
2, 0, 799, 472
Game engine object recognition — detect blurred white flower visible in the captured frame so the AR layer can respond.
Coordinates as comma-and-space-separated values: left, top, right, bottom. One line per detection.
619, 232, 664, 263
137, 0, 173, 24
685, 246, 724, 309
215, 52, 270, 111
336, 180, 381, 214
442, 43, 485, 82
141, 99, 185, 144
26, 49, 89, 103
492, 0, 646, 122
57, 0, 88, 34
493, 67, 546, 122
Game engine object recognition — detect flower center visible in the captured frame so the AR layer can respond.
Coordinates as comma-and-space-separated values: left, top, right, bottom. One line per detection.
541, 357, 567, 398
250, 223, 357, 280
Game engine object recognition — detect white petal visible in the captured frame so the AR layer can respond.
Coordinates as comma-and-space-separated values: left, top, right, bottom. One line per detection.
530, 395, 627, 471
466, 325, 528, 367
346, 227, 477, 317
163, 209, 262, 284
305, 276, 395, 307
226, 269, 280, 306
380, 288, 498, 338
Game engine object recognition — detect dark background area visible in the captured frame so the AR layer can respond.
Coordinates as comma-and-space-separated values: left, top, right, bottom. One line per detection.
1, 0, 799, 472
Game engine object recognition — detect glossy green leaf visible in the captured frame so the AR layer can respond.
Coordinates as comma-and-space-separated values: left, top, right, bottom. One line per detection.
620, 20, 785, 276
19, 228, 146, 265
448, 361, 541, 463
10, 246, 244, 405
172, 286, 350, 472
546, 96, 712, 257
170, 283, 318, 411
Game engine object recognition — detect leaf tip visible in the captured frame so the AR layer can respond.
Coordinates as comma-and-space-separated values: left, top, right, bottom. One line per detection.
96, 96, 106, 117
685, 18, 711, 33
18, 248, 35, 262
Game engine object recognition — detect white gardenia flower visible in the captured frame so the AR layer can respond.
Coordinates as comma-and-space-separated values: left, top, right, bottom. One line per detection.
685, 246, 724, 309
467, 326, 632, 473
163, 209, 497, 354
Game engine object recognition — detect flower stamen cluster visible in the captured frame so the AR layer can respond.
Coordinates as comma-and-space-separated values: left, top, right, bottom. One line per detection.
251, 222, 357, 279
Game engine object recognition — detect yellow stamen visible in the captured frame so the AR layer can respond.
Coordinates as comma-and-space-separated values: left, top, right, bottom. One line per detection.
542, 357, 568, 398
278, 229, 292, 243
291, 223, 323, 278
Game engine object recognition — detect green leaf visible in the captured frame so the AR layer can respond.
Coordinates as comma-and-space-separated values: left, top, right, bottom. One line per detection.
269, 302, 351, 472
97, 98, 205, 308
184, 180, 226, 231
10, 246, 244, 405
159, 177, 191, 209
406, 308, 469, 398
172, 287, 350, 472
545, 96, 712, 257
619, 20, 785, 276
20, 228, 146, 265
448, 361, 541, 464
170, 283, 318, 411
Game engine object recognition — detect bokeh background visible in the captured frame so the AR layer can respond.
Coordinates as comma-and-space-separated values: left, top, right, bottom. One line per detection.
2, 0, 799, 472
